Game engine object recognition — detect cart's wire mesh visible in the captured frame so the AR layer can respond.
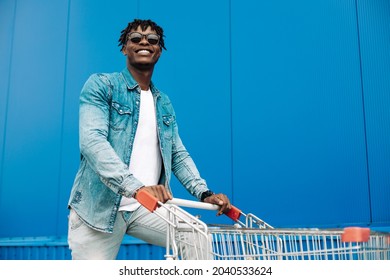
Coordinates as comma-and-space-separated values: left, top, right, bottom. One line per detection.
160, 202, 390, 260
174, 225, 390, 260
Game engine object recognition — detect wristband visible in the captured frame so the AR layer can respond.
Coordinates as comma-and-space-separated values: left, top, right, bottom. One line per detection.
200, 190, 214, 202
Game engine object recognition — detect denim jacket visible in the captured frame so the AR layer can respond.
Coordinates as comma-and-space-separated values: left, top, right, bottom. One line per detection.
68, 68, 208, 233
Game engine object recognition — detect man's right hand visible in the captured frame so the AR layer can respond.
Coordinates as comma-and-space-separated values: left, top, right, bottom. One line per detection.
134, 185, 172, 203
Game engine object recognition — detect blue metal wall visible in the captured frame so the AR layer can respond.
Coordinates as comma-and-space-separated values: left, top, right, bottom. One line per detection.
0, 0, 389, 257
357, 0, 390, 225
0, 236, 165, 260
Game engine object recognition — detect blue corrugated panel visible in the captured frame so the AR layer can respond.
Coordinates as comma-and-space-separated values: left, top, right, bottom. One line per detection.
0, 236, 71, 260
357, 0, 390, 226
0, 236, 165, 260
117, 236, 165, 260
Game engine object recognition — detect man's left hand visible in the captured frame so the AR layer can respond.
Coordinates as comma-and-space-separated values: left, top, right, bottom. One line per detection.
203, 193, 231, 216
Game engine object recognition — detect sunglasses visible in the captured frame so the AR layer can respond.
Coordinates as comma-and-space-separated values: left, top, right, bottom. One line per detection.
128, 32, 160, 45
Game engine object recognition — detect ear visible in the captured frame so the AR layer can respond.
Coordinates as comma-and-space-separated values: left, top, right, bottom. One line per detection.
122, 48, 127, 56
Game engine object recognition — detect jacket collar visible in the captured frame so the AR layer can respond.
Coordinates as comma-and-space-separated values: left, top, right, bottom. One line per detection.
121, 68, 160, 96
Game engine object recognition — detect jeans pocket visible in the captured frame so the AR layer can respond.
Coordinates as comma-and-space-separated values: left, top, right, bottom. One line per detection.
69, 208, 84, 231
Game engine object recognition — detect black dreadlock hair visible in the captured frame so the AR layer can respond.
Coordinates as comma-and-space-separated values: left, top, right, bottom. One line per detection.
118, 19, 166, 51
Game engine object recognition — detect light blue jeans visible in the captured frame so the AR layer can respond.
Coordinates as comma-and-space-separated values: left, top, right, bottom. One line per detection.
68, 206, 168, 260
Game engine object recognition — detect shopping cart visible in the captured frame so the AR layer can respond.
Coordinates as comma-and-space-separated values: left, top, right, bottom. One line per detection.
136, 190, 390, 260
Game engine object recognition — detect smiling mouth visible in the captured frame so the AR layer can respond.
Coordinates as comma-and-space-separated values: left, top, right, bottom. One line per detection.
136, 49, 152, 54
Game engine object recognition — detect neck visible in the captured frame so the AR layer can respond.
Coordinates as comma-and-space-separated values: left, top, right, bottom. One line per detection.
127, 62, 154, 91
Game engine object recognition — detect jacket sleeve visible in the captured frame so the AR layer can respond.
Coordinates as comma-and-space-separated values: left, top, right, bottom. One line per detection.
78, 74, 143, 198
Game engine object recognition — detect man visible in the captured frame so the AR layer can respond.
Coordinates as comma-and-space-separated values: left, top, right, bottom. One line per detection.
67, 19, 231, 260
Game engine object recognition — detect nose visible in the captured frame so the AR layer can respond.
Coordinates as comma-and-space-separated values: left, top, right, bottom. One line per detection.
139, 35, 149, 44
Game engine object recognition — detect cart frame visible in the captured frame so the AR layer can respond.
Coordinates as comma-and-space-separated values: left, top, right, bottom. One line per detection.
136, 190, 390, 260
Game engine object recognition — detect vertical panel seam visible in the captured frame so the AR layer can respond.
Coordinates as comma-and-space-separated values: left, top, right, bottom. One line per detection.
355, 0, 372, 224
0, 0, 17, 204
228, 0, 234, 204
56, 0, 72, 235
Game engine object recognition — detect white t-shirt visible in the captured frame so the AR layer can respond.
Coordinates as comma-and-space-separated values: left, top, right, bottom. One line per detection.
119, 88, 162, 211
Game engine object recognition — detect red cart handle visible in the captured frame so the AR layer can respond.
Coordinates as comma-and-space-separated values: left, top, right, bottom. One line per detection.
135, 189, 159, 212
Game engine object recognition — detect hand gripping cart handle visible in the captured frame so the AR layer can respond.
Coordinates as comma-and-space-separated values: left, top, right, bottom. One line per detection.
136, 188, 273, 228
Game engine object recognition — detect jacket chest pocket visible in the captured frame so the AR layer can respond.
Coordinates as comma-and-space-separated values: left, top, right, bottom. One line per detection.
162, 115, 174, 139
110, 101, 132, 131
